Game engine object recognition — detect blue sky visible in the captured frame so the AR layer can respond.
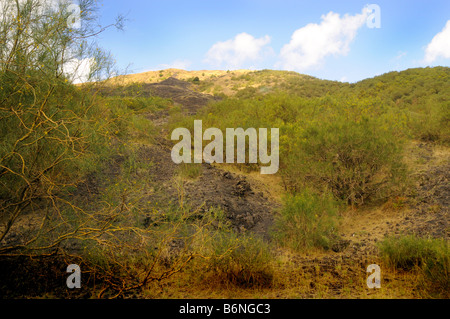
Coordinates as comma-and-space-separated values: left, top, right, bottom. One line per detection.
95, 0, 450, 82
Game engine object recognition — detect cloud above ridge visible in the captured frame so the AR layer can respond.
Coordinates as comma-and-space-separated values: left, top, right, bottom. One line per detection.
205, 32, 271, 69
276, 9, 370, 72
424, 20, 450, 64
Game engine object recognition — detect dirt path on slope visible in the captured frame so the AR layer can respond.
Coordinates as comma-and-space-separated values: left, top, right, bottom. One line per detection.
141, 78, 279, 239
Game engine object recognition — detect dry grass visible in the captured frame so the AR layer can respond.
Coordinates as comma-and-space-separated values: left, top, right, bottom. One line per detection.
140, 247, 427, 299
109, 69, 252, 86
137, 141, 447, 299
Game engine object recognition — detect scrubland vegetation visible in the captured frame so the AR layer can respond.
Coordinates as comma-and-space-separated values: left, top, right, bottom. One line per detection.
169, 67, 449, 298
0, 0, 448, 299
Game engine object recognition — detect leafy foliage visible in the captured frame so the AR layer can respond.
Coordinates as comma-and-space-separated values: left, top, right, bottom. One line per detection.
379, 235, 449, 296
274, 189, 340, 251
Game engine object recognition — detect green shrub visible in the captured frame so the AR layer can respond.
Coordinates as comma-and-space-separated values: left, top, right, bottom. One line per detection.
192, 76, 200, 84
411, 98, 450, 145
274, 189, 340, 252
282, 117, 406, 206
206, 232, 274, 288
379, 235, 449, 295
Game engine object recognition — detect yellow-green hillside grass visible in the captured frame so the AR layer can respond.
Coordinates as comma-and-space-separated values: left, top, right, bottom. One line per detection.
173, 92, 408, 206
273, 189, 340, 252
378, 235, 449, 297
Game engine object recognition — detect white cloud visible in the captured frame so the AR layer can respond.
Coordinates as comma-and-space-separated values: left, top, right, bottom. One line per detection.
276, 9, 369, 72
205, 32, 271, 69
424, 20, 450, 64
63, 57, 94, 84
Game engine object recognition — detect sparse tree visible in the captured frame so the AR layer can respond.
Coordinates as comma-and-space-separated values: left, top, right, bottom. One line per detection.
0, 0, 123, 251
0, 0, 209, 298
